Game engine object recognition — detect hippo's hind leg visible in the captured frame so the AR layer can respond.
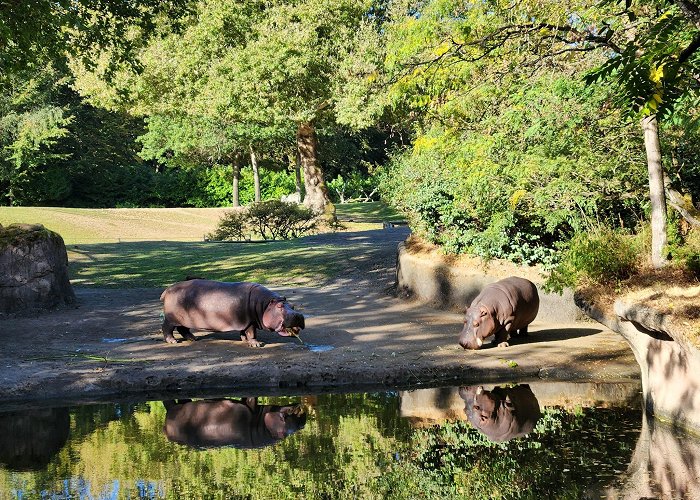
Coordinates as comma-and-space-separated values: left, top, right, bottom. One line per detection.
162, 318, 178, 344
177, 326, 197, 342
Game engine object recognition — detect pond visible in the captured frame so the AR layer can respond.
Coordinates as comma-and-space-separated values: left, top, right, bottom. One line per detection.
1, 381, 698, 499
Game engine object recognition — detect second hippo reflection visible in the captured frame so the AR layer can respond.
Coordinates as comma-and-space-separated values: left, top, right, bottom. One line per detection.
163, 397, 306, 449
459, 384, 541, 442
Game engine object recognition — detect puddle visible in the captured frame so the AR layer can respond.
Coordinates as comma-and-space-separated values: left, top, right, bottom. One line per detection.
101, 338, 128, 343
2, 381, 699, 498
306, 344, 335, 352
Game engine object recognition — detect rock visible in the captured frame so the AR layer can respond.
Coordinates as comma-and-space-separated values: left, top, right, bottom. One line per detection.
576, 291, 700, 434
0, 223, 76, 316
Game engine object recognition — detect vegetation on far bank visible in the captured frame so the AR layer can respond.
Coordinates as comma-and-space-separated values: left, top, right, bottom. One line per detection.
3, 0, 700, 293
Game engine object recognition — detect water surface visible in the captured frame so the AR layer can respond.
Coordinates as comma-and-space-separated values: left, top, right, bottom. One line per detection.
1, 382, 697, 499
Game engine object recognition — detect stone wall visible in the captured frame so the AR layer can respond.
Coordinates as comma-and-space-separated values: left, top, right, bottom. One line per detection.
0, 223, 75, 316
396, 241, 584, 323
576, 294, 700, 433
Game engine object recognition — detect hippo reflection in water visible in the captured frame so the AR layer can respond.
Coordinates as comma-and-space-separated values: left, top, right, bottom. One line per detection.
163, 397, 307, 449
459, 384, 541, 442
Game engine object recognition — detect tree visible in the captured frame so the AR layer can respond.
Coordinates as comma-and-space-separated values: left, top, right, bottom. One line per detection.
381, 0, 700, 267
0, 0, 191, 84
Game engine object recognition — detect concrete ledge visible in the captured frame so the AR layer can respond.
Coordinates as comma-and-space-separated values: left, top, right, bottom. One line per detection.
396, 241, 584, 323
575, 292, 700, 433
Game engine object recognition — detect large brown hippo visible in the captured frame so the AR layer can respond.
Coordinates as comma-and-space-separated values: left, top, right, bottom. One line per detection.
459, 384, 541, 442
458, 276, 539, 349
162, 398, 307, 449
160, 279, 305, 347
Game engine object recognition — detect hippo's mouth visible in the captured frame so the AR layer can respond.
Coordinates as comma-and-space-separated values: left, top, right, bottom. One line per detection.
276, 326, 302, 337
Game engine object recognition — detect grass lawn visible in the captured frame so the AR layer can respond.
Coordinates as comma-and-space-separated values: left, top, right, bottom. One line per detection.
0, 203, 401, 243
0, 203, 404, 287
335, 201, 402, 222
68, 240, 348, 287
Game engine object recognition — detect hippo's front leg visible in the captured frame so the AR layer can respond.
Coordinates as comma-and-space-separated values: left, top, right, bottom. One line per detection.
494, 327, 510, 348
162, 320, 178, 344
241, 325, 264, 348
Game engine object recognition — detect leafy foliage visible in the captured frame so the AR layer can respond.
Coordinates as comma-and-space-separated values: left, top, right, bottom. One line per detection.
208, 201, 317, 241
380, 75, 646, 266
544, 228, 641, 293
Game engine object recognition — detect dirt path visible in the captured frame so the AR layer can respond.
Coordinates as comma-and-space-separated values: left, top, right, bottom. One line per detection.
0, 227, 639, 409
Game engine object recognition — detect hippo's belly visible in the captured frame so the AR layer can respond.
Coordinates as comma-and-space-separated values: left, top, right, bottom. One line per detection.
164, 287, 250, 332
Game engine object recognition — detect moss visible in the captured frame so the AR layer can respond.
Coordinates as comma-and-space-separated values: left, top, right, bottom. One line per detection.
0, 223, 58, 250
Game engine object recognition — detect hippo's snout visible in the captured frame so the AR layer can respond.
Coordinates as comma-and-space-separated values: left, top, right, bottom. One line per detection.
284, 312, 305, 330
276, 311, 305, 336
459, 327, 483, 350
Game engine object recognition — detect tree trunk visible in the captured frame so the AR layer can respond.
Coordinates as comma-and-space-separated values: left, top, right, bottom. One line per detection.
232, 154, 241, 208
641, 115, 668, 268
294, 149, 304, 201
250, 145, 261, 203
296, 121, 332, 214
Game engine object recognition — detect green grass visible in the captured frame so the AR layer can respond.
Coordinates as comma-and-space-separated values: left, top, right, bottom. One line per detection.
68, 240, 350, 287
0, 204, 400, 243
1, 205, 402, 287
335, 202, 402, 222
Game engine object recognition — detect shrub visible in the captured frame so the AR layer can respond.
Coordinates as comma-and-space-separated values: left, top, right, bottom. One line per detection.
247, 200, 317, 240
544, 228, 639, 293
207, 201, 317, 241
207, 210, 247, 241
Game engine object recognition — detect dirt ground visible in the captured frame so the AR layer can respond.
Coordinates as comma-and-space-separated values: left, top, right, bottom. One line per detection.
0, 227, 640, 409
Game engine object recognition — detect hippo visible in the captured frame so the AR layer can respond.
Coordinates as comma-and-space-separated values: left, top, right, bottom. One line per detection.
458, 276, 539, 349
160, 279, 305, 347
459, 384, 541, 442
162, 398, 307, 449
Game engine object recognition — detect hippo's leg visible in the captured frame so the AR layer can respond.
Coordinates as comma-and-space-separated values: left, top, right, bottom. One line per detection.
162, 319, 178, 344
177, 326, 197, 342
241, 325, 264, 348
494, 327, 510, 348
515, 325, 529, 337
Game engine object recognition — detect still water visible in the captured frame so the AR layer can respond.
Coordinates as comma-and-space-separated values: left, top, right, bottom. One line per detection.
1, 382, 698, 499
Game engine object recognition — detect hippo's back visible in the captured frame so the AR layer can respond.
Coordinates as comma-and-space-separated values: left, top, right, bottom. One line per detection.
160, 280, 261, 331
475, 277, 539, 326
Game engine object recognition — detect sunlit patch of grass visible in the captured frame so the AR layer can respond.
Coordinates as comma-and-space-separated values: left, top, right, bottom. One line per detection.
68, 240, 355, 287
335, 202, 402, 222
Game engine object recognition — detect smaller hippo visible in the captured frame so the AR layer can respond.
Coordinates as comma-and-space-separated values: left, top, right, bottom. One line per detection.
458, 276, 539, 349
459, 384, 541, 442
160, 280, 305, 347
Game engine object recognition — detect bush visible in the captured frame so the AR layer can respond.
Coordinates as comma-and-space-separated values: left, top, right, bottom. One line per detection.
207, 201, 317, 241
544, 228, 639, 293
207, 210, 247, 241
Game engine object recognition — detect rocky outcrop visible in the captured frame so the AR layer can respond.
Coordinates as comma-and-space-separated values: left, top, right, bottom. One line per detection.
576, 293, 700, 433
0, 223, 75, 316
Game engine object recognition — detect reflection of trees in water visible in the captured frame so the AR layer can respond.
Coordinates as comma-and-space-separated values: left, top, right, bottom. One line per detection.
0, 408, 70, 471
7, 394, 695, 499
404, 406, 643, 498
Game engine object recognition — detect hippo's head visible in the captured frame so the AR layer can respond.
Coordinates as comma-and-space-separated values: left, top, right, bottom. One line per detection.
262, 299, 305, 337
458, 305, 496, 349
263, 404, 307, 440
459, 385, 541, 442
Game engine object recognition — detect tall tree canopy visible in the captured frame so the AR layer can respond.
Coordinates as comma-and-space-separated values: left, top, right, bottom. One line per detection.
73, 0, 379, 213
